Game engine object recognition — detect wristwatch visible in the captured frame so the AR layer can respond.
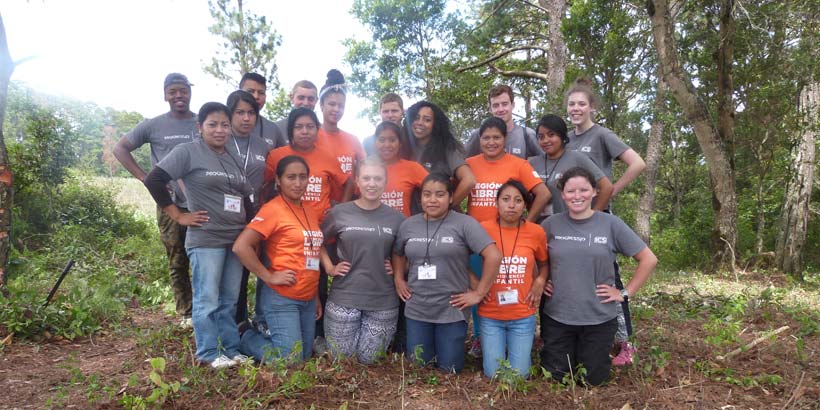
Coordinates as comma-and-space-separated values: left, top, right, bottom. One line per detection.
620, 288, 630, 299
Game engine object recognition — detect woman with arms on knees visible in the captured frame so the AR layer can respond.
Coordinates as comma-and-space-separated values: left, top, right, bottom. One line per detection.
319, 158, 405, 363
373, 121, 427, 217
393, 173, 502, 373
528, 114, 612, 221
540, 167, 656, 386
144, 102, 252, 369
224, 90, 274, 325
477, 179, 548, 378
565, 77, 647, 365
405, 101, 475, 207
234, 155, 324, 362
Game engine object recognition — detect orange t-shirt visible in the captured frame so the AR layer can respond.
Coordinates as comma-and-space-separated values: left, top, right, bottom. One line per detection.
477, 219, 547, 320
318, 128, 364, 201
382, 159, 428, 217
465, 153, 543, 222
248, 196, 324, 301
265, 145, 348, 223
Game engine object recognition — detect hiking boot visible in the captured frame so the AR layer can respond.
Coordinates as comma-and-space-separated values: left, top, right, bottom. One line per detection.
210, 354, 237, 369
468, 336, 482, 358
612, 342, 636, 366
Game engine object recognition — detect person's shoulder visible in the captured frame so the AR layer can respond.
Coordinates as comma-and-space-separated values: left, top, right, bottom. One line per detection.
379, 203, 406, 220
465, 154, 485, 165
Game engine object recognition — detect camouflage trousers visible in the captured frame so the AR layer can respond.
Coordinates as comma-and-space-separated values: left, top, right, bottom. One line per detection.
157, 206, 192, 317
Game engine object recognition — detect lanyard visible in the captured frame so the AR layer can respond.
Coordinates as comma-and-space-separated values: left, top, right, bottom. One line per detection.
424, 211, 448, 265
233, 136, 251, 172
283, 198, 317, 252
543, 151, 564, 184
215, 148, 245, 195
497, 219, 521, 285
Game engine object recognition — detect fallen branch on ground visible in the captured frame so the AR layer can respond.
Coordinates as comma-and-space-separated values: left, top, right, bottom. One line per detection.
716, 326, 789, 361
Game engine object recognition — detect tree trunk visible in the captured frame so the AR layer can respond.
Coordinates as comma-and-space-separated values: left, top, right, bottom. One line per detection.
775, 82, 819, 279
541, 0, 567, 112
636, 67, 666, 244
647, 0, 738, 271
0, 14, 15, 289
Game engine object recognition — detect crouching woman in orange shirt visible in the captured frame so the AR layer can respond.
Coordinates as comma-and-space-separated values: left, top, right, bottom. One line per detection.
234, 155, 324, 362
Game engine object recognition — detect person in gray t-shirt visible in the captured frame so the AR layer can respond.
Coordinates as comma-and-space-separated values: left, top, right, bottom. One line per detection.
363, 93, 405, 156
393, 173, 501, 373
319, 158, 405, 363
239, 73, 288, 150
528, 114, 613, 217
144, 102, 253, 369
539, 166, 657, 386
273, 80, 319, 137
113, 73, 198, 324
464, 84, 543, 159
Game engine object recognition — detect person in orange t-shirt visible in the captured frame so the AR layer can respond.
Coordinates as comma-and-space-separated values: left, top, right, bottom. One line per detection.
477, 179, 547, 378
466, 117, 550, 223
234, 155, 324, 363
315, 69, 365, 183
373, 121, 427, 216
264, 108, 352, 223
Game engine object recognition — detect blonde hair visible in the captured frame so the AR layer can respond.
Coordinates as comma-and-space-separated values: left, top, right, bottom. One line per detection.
355, 156, 388, 180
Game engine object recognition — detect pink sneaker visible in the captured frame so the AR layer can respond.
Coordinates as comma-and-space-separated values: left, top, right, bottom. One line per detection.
468, 337, 482, 358
611, 342, 636, 366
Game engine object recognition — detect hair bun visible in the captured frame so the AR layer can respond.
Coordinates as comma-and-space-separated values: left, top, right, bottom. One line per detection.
574, 76, 593, 87
326, 69, 345, 86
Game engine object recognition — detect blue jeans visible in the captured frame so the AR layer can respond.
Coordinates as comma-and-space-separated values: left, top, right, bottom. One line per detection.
240, 284, 316, 362
406, 317, 467, 373
187, 246, 243, 363
479, 315, 536, 378
469, 254, 483, 338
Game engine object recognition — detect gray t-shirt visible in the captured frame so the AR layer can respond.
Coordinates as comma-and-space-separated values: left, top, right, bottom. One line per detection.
126, 112, 198, 207
413, 144, 466, 177
528, 151, 606, 215
566, 124, 630, 180
541, 212, 646, 326
363, 134, 377, 157
394, 211, 495, 323
251, 116, 288, 150
275, 117, 288, 142
225, 135, 272, 213
321, 202, 405, 311
465, 125, 543, 159
158, 139, 251, 248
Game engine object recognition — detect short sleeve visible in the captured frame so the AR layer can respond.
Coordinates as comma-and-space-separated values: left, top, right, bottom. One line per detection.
464, 129, 481, 157
462, 216, 495, 254
611, 215, 646, 257
156, 144, 190, 180
264, 148, 283, 184
533, 225, 548, 262
320, 207, 339, 240
247, 202, 281, 240
601, 128, 630, 161
517, 160, 543, 191
125, 119, 152, 149
445, 147, 467, 176
393, 219, 410, 256
412, 162, 429, 186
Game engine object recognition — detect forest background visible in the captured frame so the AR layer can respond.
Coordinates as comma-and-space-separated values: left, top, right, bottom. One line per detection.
0, 0, 818, 408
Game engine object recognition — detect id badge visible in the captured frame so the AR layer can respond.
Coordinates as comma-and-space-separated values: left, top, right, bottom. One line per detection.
497, 289, 519, 305
306, 257, 320, 271
224, 194, 242, 213
418, 264, 437, 280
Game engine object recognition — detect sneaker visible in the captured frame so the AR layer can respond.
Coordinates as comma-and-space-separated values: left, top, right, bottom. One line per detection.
210, 354, 237, 369
313, 336, 328, 355
179, 317, 193, 330
468, 336, 482, 358
231, 354, 254, 365
612, 342, 636, 366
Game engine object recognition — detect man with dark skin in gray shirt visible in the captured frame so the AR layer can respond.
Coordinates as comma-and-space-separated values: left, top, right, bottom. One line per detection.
113, 73, 197, 328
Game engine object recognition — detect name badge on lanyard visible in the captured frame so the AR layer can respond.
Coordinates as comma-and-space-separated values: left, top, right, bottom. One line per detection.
497, 288, 519, 305
418, 263, 437, 280
306, 257, 320, 271
224, 194, 242, 213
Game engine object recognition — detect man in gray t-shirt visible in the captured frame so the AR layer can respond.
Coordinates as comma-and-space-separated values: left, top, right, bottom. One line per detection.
239, 73, 287, 150
541, 212, 646, 326
394, 211, 495, 324
363, 93, 404, 156
321, 202, 405, 311
463, 84, 543, 159
113, 73, 198, 323
273, 80, 319, 137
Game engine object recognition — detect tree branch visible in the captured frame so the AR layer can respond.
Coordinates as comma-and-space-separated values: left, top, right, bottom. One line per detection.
487, 64, 549, 81
456, 45, 549, 73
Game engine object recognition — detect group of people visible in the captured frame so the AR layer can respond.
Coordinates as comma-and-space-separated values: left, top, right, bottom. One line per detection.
114, 69, 657, 386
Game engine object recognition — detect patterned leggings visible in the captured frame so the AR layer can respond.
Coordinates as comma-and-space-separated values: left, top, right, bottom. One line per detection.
324, 301, 399, 364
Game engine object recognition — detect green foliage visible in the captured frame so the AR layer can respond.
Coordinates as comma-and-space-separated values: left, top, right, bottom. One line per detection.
120, 357, 181, 409
204, 0, 282, 89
